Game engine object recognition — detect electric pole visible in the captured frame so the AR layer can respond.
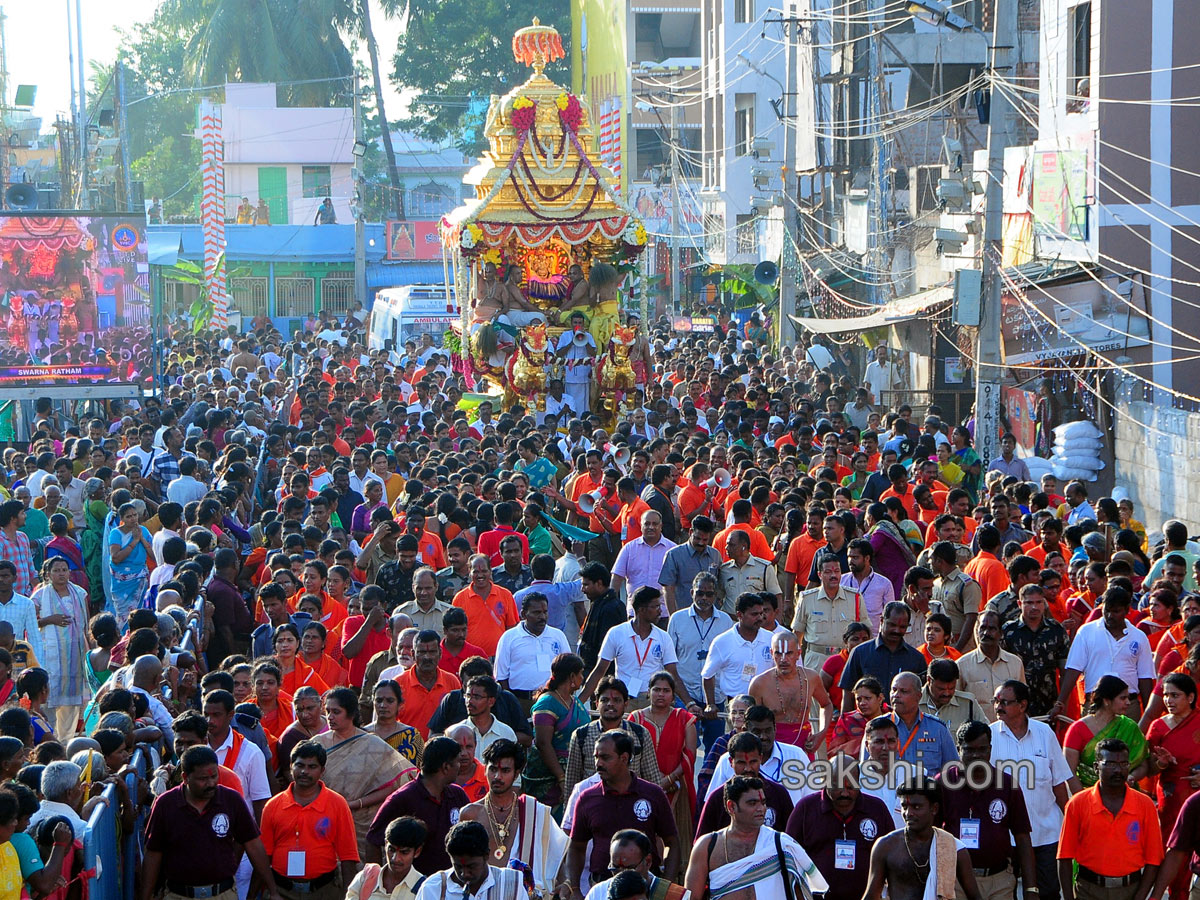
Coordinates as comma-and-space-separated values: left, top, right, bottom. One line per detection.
779, 3, 800, 344
669, 99, 681, 316
974, 0, 1017, 468
353, 72, 368, 315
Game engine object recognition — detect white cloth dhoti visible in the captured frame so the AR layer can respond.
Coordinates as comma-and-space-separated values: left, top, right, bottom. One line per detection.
498, 311, 547, 328
708, 827, 828, 900
564, 380, 591, 415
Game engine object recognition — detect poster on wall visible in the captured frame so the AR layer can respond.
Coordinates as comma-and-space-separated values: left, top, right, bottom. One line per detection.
1003, 386, 1039, 450
386, 221, 443, 260
0, 214, 148, 386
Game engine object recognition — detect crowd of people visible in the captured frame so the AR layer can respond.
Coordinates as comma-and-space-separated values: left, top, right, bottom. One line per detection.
0, 308, 1194, 900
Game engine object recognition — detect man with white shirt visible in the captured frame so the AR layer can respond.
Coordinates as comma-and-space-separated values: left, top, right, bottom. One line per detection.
452, 675, 518, 759
1063, 481, 1098, 525
51, 458, 86, 520
704, 704, 811, 805
579, 587, 691, 711
166, 456, 208, 507
128, 655, 177, 749
701, 593, 773, 719
494, 592, 570, 712
1053, 586, 1154, 716
862, 344, 900, 406
203, 689, 273, 816
25, 452, 55, 499
990, 679, 1075, 900
151, 503, 184, 566
540, 379, 575, 426
557, 419, 593, 460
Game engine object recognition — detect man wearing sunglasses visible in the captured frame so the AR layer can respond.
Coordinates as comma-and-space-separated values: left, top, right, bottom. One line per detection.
667, 571, 732, 754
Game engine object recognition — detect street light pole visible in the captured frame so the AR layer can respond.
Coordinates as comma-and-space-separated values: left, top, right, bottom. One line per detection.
352, 72, 368, 317
973, 0, 1016, 468
669, 100, 681, 316
780, 3, 799, 346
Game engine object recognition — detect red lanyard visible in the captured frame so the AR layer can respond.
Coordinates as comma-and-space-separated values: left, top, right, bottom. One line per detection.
894, 713, 922, 758
632, 633, 655, 668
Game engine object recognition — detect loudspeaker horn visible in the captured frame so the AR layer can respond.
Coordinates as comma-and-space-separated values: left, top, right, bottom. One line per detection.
5, 183, 38, 210
704, 467, 733, 490
753, 260, 779, 284
571, 331, 590, 348
577, 491, 602, 515
603, 442, 631, 471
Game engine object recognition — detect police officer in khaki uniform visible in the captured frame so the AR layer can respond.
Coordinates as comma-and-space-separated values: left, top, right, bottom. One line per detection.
791, 552, 870, 670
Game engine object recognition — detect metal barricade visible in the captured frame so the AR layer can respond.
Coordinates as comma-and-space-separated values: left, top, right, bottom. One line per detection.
82, 783, 121, 900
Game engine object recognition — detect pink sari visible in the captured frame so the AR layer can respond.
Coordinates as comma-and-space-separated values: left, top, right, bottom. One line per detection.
1147, 709, 1200, 900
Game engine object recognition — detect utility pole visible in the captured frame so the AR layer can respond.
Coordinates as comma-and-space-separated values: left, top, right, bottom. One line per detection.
779, 2, 800, 344
974, 0, 1017, 468
75, 0, 87, 208
669, 99, 681, 316
116, 61, 133, 210
353, 72, 368, 316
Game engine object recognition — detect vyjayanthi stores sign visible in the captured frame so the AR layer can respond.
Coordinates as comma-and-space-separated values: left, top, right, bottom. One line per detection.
1000, 270, 1150, 366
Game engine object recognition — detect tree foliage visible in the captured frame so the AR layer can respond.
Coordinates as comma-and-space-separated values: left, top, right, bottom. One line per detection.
393, 0, 570, 152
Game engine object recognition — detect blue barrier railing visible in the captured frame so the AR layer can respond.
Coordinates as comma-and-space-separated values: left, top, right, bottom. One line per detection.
83, 745, 153, 900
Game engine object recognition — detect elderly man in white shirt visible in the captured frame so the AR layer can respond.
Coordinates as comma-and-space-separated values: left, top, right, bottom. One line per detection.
28, 761, 89, 837
990, 678, 1077, 900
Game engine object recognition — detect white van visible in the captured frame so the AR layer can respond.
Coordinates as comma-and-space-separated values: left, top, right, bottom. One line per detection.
368, 285, 459, 353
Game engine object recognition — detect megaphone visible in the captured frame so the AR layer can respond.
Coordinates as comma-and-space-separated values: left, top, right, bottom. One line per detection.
603, 442, 631, 471
5, 183, 38, 211
578, 491, 602, 515
704, 467, 733, 491
571, 331, 589, 348
754, 260, 779, 284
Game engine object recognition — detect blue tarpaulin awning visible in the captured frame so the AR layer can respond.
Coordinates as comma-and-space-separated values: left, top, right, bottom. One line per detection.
367, 261, 448, 289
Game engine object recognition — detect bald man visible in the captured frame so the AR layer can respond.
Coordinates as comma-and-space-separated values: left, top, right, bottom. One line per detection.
129, 654, 176, 747
446, 722, 488, 802
749, 631, 834, 754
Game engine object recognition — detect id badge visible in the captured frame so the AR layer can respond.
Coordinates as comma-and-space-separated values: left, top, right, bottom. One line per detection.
286, 851, 306, 877
960, 818, 981, 849
741, 662, 758, 682
835, 840, 856, 870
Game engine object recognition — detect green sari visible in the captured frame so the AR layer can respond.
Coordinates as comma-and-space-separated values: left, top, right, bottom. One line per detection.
1077, 715, 1146, 787
81, 500, 109, 612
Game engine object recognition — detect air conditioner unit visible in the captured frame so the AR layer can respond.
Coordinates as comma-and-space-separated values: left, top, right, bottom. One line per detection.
752, 139, 774, 159
750, 166, 772, 189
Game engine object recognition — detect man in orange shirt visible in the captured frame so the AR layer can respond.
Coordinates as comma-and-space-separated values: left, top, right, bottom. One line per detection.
964, 525, 1011, 605
401, 507, 447, 570
1023, 517, 1064, 566
1057, 739, 1162, 900
258, 741, 359, 900
713, 499, 774, 561
783, 504, 827, 616
596, 476, 652, 543
451, 555, 519, 656
397, 630, 461, 739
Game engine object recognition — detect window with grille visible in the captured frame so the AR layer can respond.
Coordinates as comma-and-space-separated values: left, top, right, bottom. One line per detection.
735, 214, 756, 255
408, 182, 454, 218
276, 276, 316, 318
302, 166, 332, 199
1068, 3, 1091, 110
321, 273, 356, 316
230, 276, 269, 319
734, 0, 753, 24
734, 94, 755, 158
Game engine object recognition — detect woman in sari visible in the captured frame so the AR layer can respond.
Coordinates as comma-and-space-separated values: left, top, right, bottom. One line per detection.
1062, 674, 1148, 787
826, 676, 886, 757
79, 479, 108, 612
250, 660, 294, 742
365, 679, 424, 766
314, 687, 416, 860
527, 653, 588, 809
1146, 673, 1200, 900
32, 557, 91, 738
276, 685, 328, 782
45, 514, 87, 591
107, 501, 151, 627
514, 438, 557, 491
819, 623, 871, 711
865, 502, 918, 601
629, 670, 697, 845
272, 624, 329, 697
0, 650, 15, 706
85, 613, 117, 696
951, 425, 982, 505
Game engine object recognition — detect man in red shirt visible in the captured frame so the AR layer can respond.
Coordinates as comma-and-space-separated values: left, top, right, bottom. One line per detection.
438, 607, 486, 677
341, 585, 393, 687
476, 501, 529, 566
784, 504, 827, 616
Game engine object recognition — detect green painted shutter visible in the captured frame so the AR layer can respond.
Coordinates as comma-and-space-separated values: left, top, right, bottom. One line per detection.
257, 166, 288, 224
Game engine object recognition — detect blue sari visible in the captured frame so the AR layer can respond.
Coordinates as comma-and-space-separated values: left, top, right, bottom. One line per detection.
527, 690, 590, 808
519, 456, 558, 490
107, 525, 150, 628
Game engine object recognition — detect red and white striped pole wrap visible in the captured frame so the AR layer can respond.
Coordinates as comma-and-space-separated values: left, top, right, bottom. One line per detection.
199, 99, 229, 329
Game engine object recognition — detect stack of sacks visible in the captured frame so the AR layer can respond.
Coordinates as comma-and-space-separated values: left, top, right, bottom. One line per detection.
1024, 455, 1055, 483
1050, 420, 1105, 482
